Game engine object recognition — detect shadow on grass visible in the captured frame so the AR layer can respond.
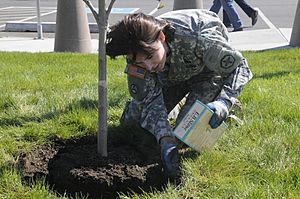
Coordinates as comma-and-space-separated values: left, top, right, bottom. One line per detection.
0, 98, 98, 128
254, 70, 300, 80
180, 147, 200, 161
260, 45, 292, 51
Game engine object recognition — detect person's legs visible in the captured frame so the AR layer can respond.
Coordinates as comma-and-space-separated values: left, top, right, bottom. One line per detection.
223, 9, 231, 27
210, 0, 222, 14
220, 0, 243, 31
235, 0, 258, 26
235, 0, 254, 17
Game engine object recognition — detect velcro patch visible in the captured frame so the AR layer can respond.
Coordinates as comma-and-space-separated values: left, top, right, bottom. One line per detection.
126, 65, 147, 80
220, 55, 235, 69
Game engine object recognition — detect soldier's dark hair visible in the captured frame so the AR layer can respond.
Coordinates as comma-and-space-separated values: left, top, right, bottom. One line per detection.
106, 12, 175, 60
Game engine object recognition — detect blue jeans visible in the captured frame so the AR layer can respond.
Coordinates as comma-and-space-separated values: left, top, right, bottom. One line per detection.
210, 0, 242, 30
223, 0, 255, 25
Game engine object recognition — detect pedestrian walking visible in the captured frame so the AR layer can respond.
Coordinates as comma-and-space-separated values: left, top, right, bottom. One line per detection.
223, 0, 258, 27
210, 0, 243, 31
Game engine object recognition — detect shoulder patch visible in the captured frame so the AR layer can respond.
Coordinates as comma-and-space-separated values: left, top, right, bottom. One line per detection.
130, 83, 138, 94
221, 55, 235, 69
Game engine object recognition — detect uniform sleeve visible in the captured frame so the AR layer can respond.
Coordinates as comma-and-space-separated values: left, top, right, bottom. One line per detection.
120, 73, 173, 142
197, 24, 243, 74
218, 59, 253, 105
196, 21, 253, 105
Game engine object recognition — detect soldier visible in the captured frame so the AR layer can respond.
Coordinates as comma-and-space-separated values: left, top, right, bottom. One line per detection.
106, 9, 253, 178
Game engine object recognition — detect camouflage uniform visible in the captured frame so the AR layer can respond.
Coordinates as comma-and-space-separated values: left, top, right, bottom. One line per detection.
121, 9, 253, 142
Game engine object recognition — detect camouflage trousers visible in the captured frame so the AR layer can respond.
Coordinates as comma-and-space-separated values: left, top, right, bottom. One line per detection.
120, 71, 225, 143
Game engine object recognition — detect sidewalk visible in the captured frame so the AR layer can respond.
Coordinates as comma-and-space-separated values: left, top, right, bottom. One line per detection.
0, 28, 293, 53
229, 28, 292, 51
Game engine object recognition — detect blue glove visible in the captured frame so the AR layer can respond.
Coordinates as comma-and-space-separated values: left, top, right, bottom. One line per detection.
207, 99, 230, 129
160, 137, 180, 178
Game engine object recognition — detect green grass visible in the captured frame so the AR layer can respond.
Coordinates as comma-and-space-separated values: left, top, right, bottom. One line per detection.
0, 48, 299, 198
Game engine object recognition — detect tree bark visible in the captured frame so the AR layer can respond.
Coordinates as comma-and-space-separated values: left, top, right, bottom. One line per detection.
83, 0, 115, 156
97, 0, 108, 157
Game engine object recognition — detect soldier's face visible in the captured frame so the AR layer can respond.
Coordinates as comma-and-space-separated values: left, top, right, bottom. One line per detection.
127, 32, 168, 72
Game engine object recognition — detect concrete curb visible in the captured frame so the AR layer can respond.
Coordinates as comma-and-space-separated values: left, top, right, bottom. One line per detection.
5, 22, 99, 33
0, 37, 99, 53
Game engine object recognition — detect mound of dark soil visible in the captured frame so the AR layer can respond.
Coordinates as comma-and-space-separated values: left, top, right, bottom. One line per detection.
19, 133, 173, 199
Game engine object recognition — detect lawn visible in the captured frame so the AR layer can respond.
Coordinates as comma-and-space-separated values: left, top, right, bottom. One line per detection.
0, 48, 299, 198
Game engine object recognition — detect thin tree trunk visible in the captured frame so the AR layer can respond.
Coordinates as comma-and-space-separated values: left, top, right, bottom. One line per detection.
83, 0, 115, 157
98, 0, 108, 157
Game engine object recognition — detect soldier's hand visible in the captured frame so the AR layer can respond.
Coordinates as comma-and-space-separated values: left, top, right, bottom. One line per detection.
207, 99, 230, 129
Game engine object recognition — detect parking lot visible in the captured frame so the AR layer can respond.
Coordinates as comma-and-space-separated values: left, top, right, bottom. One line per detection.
0, 6, 56, 29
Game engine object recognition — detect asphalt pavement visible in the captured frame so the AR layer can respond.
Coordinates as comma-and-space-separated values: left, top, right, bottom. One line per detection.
0, 0, 297, 52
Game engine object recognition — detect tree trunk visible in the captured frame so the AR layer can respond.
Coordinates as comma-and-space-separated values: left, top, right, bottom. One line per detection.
97, 0, 108, 157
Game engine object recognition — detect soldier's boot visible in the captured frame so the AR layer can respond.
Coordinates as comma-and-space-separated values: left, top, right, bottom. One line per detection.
160, 136, 180, 178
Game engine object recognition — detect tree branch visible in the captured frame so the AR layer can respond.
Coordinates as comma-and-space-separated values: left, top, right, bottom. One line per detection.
106, 0, 116, 21
82, 0, 99, 24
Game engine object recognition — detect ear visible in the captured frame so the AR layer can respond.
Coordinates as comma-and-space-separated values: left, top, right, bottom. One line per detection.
158, 31, 165, 42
